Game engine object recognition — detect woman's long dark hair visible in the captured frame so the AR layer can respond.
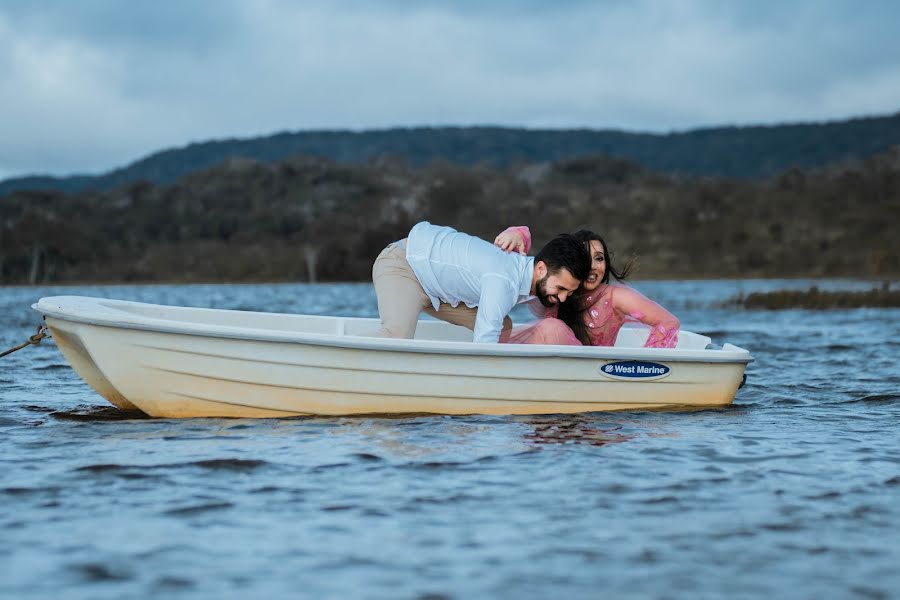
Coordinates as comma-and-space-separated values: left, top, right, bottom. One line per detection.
557, 230, 634, 346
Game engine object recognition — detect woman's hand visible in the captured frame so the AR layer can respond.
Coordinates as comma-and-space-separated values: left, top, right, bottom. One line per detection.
494, 229, 527, 254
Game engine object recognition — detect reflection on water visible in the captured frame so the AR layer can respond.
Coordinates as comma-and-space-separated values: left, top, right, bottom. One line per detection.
522, 415, 634, 446
49, 406, 150, 421
1, 280, 899, 599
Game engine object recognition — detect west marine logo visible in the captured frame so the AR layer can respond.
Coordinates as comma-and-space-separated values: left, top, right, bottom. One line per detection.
599, 360, 671, 380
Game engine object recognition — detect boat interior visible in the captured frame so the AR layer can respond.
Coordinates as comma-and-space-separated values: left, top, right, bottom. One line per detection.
56, 297, 714, 350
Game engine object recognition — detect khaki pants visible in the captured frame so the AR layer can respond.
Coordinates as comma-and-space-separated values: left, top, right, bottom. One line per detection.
372, 241, 512, 339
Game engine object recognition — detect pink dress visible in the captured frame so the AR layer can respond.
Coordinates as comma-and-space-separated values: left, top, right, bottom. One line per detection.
498, 226, 680, 348
507, 285, 680, 348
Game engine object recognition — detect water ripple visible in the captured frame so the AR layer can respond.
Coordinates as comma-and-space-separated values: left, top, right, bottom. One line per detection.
67, 562, 134, 583
164, 502, 234, 516
843, 393, 900, 404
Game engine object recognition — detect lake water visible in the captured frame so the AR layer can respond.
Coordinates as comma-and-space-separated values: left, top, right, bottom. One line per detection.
2, 280, 898, 599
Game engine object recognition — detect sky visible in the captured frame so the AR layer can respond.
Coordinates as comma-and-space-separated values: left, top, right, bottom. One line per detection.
1, 0, 899, 179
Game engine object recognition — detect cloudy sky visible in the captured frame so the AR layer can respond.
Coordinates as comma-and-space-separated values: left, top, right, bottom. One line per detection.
1, 0, 898, 179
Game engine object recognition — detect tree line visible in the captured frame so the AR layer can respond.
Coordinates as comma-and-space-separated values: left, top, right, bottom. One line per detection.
2, 112, 900, 197
1, 147, 898, 285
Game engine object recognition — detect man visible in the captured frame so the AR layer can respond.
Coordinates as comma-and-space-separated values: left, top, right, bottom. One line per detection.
372, 221, 591, 343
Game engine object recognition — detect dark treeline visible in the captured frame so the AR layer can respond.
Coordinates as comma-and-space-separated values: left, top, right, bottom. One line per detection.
1, 147, 898, 285
2, 112, 900, 197
728, 284, 900, 310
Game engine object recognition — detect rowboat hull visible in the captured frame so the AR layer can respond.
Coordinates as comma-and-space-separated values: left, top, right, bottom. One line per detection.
36, 296, 752, 418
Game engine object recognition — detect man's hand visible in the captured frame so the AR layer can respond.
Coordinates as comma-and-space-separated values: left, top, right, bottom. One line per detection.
494, 230, 527, 255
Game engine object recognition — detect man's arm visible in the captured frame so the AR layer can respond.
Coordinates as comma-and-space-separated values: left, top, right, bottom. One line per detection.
473, 275, 519, 343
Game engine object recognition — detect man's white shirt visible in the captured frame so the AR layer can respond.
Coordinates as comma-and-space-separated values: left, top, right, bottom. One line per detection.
405, 221, 535, 343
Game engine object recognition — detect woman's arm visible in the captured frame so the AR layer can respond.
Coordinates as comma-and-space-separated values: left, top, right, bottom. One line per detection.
611, 286, 680, 348
493, 226, 531, 255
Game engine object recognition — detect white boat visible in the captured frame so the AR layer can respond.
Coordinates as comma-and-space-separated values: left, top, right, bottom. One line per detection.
33, 296, 752, 418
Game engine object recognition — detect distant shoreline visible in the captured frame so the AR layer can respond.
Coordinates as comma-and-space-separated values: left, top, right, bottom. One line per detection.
4, 276, 897, 290
726, 284, 900, 309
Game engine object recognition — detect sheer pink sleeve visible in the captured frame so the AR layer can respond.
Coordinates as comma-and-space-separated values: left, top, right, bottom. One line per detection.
499, 226, 532, 254
611, 286, 680, 348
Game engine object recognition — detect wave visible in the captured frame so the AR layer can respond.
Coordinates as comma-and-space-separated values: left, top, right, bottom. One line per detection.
73, 458, 269, 474
841, 394, 900, 404
164, 501, 234, 516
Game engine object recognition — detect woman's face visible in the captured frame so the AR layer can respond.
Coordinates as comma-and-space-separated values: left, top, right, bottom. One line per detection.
583, 240, 606, 292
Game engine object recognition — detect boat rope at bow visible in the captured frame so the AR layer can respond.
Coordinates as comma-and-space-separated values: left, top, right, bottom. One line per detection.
1, 325, 50, 359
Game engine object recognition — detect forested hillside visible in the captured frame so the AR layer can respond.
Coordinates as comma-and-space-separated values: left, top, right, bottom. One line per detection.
3, 146, 898, 285
2, 112, 899, 196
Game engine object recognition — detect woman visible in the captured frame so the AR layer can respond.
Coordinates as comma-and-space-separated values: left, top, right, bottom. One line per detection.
494, 226, 679, 348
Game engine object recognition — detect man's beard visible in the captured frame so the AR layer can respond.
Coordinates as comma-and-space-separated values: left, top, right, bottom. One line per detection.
535, 274, 555, 307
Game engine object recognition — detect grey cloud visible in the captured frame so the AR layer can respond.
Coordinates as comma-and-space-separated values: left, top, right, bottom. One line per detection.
0, 0, 898, 178
4, 0, 242, 53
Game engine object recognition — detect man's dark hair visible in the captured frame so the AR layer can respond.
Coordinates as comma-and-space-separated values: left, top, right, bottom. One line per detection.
534, 234, 591, 281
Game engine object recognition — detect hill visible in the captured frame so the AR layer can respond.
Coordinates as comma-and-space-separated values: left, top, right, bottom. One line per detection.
2, 146, 897, 285
2, 112, 899, 196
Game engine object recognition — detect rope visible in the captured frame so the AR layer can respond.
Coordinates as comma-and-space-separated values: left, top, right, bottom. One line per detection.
1, 325, 50, 359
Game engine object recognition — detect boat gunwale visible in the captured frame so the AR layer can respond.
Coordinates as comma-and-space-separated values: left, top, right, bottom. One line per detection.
34, 296, 754, 364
